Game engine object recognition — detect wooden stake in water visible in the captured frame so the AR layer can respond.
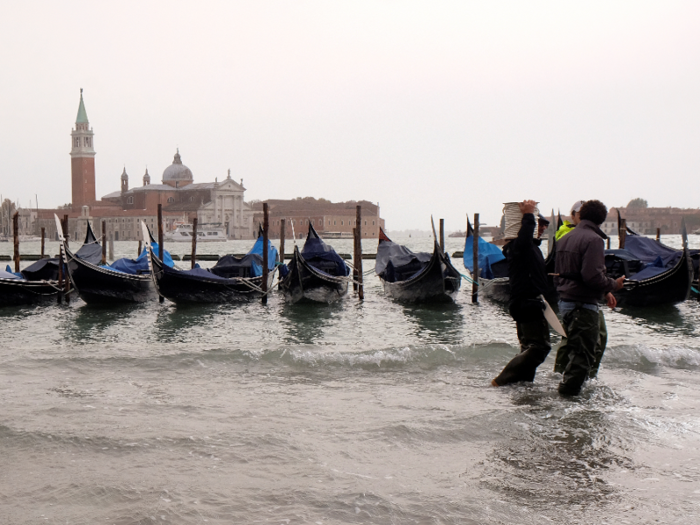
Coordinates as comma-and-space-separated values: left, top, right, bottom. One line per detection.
619, 219, 627, 249
262, 203, 269, 305
40, 227, 45, 258
12, 212, 19, 273
190, 217, 198, 269
472, 213, 479, 304
158, 204, 164, 304
63, 214, 69, 248
656, 228, 661, 242
137, 240, 142, 257
279, 219, 286, 262
355, 205, 363, 300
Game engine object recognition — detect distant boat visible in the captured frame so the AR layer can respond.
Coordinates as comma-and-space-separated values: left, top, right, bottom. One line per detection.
375, 228, 461, 302
278, 224, 350, 304
321, 231, 354, 239
165, 222, 227, 242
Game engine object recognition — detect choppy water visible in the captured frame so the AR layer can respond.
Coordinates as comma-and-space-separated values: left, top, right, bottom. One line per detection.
1, 235, 700, 524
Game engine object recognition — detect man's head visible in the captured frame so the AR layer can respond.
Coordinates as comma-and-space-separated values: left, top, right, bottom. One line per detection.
537, 214, 549, 238
579, 200, 608, 226
570, 200, 584, 226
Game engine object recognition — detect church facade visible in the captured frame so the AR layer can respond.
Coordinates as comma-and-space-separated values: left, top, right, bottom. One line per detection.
36, 91, 256, 241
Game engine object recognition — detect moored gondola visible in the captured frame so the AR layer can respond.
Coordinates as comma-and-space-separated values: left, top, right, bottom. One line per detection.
376, 228, 460, 302
278, 224, 350, 304
144, 223, 280, 304
606, 226, 693, 307
0, 219, 103, 307
58, 215, 162, 304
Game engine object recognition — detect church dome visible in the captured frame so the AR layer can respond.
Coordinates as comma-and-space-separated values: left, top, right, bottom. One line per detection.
162, 150, 193, 184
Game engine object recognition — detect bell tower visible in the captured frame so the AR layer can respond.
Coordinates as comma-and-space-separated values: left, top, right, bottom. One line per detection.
70, 89, 96, 211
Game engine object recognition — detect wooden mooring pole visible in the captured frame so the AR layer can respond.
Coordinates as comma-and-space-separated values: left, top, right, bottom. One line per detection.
439, 218, 445, 253
472, 213, 479, 304
40, 227, 45, 259
101, 221, 107, 265
262, 203, 269, 305
619, 219, 627, 249
190, 217, 198, 269
158, 204, 164, 303
656, 227, 661, 242
355, 205, 363, 300
12, 212, 19, 272
63, 215, 69, 248
278, 219, 286, 289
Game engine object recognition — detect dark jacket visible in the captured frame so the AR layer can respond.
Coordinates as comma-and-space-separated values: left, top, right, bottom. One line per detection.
503, 213, 549, 321
555, 219, 617, 304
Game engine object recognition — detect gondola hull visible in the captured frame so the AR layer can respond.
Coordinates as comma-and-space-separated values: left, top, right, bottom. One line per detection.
67, 251, 154, 304
279, 248, 348, 304
380, 250, 461, 302
0, 278, 63, 307
149, 249, 275, 304
612, 249, 693, 307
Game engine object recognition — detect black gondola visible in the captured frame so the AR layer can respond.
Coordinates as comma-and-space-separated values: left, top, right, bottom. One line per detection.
145, 225, 280, 304
606, 227, 693, 307
278, 224, 350, 304
375, 228, 461, 302
59, 216, 156, 304
0, 220, 103, 307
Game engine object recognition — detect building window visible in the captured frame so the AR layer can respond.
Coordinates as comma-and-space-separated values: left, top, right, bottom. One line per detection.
334, 221, 336, 226
127, 197, 133, 204
74, 137, 79, 147
341, 221, 344, 226
167, 197, 174, 203
372, 221, 375, 225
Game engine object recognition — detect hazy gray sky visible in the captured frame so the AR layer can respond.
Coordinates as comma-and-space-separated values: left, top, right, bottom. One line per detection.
1, 1, 699, 229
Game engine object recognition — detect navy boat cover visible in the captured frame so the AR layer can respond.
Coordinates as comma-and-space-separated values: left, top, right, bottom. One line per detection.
301, 225, 349, 277
375, 238, 432, 283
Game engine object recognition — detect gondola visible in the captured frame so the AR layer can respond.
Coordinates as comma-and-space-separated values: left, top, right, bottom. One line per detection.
278, 224, 350, 304
0, 221, 103, 307
375, 228, 461, 302
606, 224, 693, 307
145, 223, 280, 304
58, 215, 164, 304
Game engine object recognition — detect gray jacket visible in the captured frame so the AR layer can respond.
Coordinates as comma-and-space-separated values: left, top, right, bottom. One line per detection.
555, 220, 617, 304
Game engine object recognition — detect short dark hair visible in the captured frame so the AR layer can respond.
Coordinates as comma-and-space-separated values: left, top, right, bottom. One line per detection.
579, 200, 607, 225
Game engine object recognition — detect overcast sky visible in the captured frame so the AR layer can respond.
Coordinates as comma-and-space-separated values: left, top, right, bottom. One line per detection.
1, 1, 699, 230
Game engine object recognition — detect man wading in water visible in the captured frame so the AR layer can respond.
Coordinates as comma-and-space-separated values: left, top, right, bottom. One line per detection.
554, 199, 624, 396
491, 200, 552, 387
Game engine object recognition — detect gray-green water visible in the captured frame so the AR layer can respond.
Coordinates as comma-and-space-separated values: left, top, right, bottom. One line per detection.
1, 235, 700, 524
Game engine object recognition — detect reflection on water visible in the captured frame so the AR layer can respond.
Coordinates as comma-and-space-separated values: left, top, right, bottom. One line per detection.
402, 302, 464, 344
279, 300, 342, 345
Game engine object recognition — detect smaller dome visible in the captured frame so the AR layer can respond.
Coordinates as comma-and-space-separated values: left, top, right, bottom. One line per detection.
162, 150, 193, 183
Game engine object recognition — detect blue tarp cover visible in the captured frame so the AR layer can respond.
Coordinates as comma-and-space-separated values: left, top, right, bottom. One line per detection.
463, 235, 506, 279
110, 242, 174, 275
1, 267, 22, 279
375, 240, 432, 283
301, 226, 349, 277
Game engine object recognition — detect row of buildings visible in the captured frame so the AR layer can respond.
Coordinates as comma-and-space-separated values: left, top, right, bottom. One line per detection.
13, 90, 383, 242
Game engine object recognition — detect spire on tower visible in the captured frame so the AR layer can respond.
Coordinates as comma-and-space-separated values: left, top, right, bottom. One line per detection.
76, 88, 89, 124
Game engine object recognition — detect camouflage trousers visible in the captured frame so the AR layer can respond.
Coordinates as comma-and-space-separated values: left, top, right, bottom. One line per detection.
554, 305, 605, 396
493, 316, 551, 386
554, 309, 607, 379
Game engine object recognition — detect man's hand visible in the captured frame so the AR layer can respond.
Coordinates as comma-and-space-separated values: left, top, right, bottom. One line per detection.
613, 275, 625, 291
519, 200, 537, 215
605, 292, 617, 309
